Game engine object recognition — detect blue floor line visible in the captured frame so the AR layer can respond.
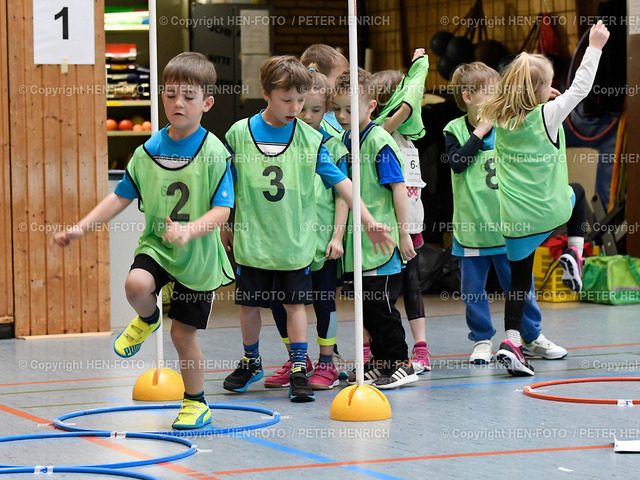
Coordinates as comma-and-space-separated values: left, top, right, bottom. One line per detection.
232, 434, 405, 480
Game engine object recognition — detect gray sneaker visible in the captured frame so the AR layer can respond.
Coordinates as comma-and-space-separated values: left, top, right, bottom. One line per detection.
522, 334, 567, 359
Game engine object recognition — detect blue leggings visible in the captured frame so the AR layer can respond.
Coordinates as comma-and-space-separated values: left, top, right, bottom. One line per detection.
459, 254, 541, 343
271, 259, 338, 346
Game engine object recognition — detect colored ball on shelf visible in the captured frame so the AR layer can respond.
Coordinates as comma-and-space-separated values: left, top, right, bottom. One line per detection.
132, 124, 143, 131
130, 115, 145, 125
118, 119, 133, 131
437, 54, 459, 81
430, 31, 454, 57
446, 36, 474, 64
106, 118, 117, 131
141, 121, 152, 131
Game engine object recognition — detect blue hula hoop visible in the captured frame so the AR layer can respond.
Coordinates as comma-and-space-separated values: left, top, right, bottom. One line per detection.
0, 431, 196, 469
53, 403, 281, 437
0, 466, 161, 479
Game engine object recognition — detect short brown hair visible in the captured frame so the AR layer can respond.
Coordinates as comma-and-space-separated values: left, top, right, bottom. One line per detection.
163, 52, 217, 96
450, 62, 500, 112
334, 67, 374, 101
301, 44, 349, 76
260, 55, 312, 94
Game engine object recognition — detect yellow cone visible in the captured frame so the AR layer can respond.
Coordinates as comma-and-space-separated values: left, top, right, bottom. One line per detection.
132, 367, 184, 401
330, 384, 391, 421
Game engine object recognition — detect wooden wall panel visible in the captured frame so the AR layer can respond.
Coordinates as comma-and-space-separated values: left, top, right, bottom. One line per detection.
7, 0, 110, 336
0, 0, 13, 322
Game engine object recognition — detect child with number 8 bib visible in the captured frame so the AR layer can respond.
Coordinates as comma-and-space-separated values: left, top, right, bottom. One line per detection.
444, 62, 566, 366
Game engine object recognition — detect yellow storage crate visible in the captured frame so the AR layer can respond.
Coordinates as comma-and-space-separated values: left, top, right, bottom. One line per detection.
533, 245, 599, 303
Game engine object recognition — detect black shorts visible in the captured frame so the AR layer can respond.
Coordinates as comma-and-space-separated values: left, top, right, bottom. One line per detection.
130, 254, 213, 329
235, 264, 313, 307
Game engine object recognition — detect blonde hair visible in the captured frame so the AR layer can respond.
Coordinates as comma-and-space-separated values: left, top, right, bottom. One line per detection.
163, 52, 217, 96
301, 44, 349, 76
334, 67, 374, 101
450, 62, 500, 113
260, 55, 312, 94
481, 53, 553, 129
307, 63, 332, 107
371, 69, 403, 117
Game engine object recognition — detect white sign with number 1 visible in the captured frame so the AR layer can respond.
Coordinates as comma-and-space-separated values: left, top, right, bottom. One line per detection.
33, 0, 95, 64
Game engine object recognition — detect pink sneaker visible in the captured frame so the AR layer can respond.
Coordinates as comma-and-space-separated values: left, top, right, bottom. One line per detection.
411, 344, 431, 373
309, 363, 339, 390
264, 355, 313, 388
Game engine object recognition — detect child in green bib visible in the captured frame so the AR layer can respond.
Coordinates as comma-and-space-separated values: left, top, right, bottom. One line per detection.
52, 53, 234, 429
371, 47, 431, 373
482, 21, 609, 376
265, 65, 350, 391
222, 56, 395, 402
445, 62, 566, 367
333, 67, 419, 389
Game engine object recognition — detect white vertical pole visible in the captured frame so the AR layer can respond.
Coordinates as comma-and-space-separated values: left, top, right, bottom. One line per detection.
148, 0, 164, 372
347, 0, 365, 386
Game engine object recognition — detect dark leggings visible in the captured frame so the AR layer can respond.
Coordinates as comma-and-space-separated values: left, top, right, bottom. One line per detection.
567, 183, 587, 238
505, 182, 586, 332
402, 253, 425, 320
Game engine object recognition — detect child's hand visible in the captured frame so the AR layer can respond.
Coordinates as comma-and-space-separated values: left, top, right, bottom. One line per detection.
473, 121, 493, 139
399, 232, 416, 262
325, 238, 344, 260
589, 20, 610, 50
220, 227, 234, 252
412, 48, 426, 62
365, 222, 396, 256
50, 225, 84, 248
548, 87, 562, 100
162, 217, 192, 248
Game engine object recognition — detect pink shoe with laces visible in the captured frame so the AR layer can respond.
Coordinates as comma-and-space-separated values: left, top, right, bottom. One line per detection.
411, 343, 431, 374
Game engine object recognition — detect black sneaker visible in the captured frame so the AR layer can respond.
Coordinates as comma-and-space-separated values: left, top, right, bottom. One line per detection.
346, 359, 388, 385
372, 360, 419, 390
223, 356, 263, 392
288, 367, 315, 403
558, 246, 584, 292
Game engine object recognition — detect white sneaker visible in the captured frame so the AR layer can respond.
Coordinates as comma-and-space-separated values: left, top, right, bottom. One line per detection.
521, 333, 567, 360
469, 340, 493, 364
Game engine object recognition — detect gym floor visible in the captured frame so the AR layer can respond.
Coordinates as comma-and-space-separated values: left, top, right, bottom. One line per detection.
1, 297, 639, 479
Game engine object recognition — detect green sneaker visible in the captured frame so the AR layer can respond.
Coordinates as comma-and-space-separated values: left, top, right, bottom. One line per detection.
172, 399, 211, 430
113, 315, 160, 358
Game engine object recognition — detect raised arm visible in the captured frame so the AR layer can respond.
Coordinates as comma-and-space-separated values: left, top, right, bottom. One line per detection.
543, 21, 609, 142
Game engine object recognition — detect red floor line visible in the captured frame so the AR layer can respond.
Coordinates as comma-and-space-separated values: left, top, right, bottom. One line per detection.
3, 342, 640, 388
0, 403, 220, 480
212, 444, 612, 475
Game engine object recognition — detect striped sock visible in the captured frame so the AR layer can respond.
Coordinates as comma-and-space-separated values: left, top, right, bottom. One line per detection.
289, 342, 308, 372
243, 341, 260, 360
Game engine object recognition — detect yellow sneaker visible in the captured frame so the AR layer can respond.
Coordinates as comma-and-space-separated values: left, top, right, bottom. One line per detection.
172, 399, 211, 430
113, 315, 160, 358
